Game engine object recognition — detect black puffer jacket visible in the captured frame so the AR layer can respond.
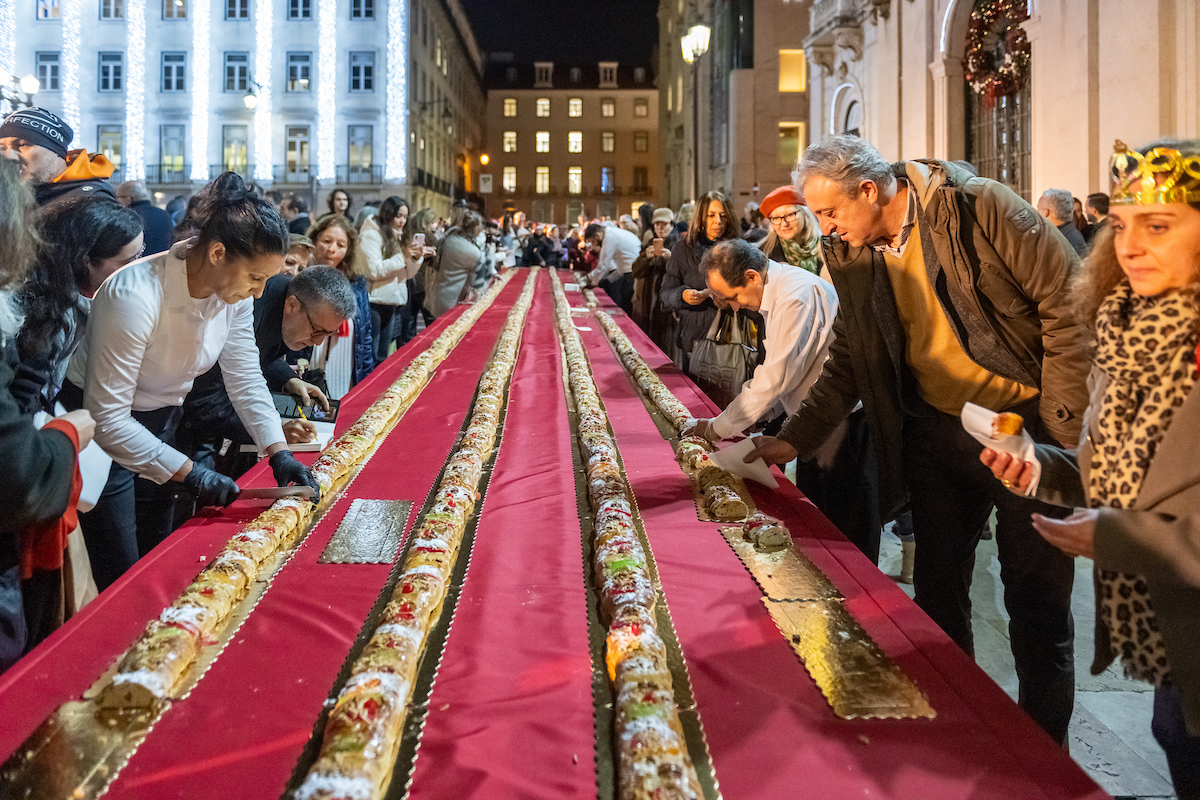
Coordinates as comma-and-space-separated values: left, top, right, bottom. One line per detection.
658, 234, 719, 354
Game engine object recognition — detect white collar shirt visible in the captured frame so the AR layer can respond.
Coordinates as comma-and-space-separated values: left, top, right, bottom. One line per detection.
710, 261, 839, 440
68, 242, 286, 483
593, 225, 642, 284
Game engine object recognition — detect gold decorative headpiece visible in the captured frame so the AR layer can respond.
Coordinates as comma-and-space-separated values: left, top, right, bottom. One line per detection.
1109, 139, 1200, 206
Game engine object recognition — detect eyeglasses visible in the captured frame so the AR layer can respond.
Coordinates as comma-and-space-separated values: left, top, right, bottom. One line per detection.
769, 210, 800, 225
300, 300, 339, 339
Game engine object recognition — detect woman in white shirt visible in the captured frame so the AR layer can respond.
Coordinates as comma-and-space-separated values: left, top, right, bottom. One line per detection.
64, 172, 318, 589
359, 197, 429, 365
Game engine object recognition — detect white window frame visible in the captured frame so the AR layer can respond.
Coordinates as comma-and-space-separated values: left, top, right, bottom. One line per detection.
349, 51, 375, 92
600, 98, 615, 118
567, 131, 582, 153
99, 0, 122, 19
287, 52, 311, 92
224, 52, 249, 92
162, 0, 185, 19
350, 0, 372, 18
568, 98, 582, 117
35, 52, 59, 92
536, 166, 549, 194
601, 131, 615, 153
502, 166, 516, 192
98, 52, 123, 92
535, 131, 549, 153
503, 98, 517, 117
287, 0, 309, 19
502, 131, 516, 153
161, 51, 185, 92
535, 98, 550, 117
225, 0, 248, 19
567, 166, 582, 195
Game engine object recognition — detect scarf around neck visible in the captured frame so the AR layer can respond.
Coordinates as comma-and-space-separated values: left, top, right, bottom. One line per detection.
1090, 279, 1199, 684
779, 235, 821, 274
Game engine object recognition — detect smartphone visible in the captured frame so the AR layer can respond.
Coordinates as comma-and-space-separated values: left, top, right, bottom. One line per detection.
413, 233, 426, 248
273, 393, 341, 423
652, 237, 664, 256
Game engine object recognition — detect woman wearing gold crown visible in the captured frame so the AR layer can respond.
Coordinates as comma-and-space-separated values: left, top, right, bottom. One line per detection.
982, 139, 1200, 797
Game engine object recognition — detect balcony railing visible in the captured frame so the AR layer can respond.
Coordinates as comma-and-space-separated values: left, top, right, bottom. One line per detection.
810, 0, 861, 36
335, 164, 384, 185
144, 164, 192, 184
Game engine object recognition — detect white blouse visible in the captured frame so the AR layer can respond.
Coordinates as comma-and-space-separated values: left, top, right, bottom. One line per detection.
67, 242, 286, 484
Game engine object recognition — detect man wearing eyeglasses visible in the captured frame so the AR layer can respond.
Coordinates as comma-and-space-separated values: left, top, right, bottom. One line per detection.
178, 266, 357, 476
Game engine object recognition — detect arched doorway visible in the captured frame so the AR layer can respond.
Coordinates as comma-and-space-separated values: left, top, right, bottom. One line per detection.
961, 0, 1032, 200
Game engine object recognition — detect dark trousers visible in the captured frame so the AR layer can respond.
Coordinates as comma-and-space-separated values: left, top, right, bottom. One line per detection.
369, 302, 398, 366
1153, 681, 1200, 800
600, 272, 634, 315
791, 409, 882, 564
77, 406, 185, 591
903, 396, 1075, 743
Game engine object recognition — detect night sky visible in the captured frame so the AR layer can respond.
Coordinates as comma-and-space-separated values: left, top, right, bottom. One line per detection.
459, 0, 660, 66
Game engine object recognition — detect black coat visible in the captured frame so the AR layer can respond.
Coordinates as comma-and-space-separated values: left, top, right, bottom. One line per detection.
0, 340, 79, 671
182, 274, 299, 443
34, 178, 114, 207
128, 200, 175, 256
658, 234, 718, 354
288, 216, 312, 235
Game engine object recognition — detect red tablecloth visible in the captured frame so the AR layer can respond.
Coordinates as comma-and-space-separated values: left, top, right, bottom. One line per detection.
0, 271, 1108, 800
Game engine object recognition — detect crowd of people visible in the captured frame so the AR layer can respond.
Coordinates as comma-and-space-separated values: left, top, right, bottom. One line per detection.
1, 102, 1198, 796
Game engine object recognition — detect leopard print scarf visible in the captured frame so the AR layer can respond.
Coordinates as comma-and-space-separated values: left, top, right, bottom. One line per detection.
1090, 280, 1199, 684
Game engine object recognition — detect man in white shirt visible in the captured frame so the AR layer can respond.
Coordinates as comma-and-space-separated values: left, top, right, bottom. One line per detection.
687, 239, 883, 562
686, 239, 837, 441
584, 222, 640, 314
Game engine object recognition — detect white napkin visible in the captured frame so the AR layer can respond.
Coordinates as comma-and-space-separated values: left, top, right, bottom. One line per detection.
563, 283, 581, 292
708, 437, 779, 489
960, 402, 1041, 496
35, 403, 112, 513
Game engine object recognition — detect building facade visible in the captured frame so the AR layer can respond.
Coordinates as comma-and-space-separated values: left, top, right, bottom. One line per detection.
657, 0, 812, 213
483, 58, 658, 225
804, 0, 1199, 201
0, 0, 484, 216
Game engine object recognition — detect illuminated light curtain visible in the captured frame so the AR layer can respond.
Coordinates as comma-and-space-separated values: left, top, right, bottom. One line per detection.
384, 0, 407, 180
62, 0, 82, 146
252, 0, 272, 180
0, 0, 15, 115
189, 0, 211, 181
315, 0, 335, 181
124, 0, 146, 178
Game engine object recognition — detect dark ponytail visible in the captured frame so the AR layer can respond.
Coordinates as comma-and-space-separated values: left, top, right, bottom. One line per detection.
377, 195, 408, 256
182, 172, 288, 260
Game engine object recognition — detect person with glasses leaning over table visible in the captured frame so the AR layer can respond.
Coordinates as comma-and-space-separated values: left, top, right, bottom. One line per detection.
60, 172, 320, 591
178, 265, 358, 485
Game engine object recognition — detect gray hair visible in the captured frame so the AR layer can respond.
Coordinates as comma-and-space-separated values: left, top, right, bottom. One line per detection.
793, 134, 895, 199
288, 264, 356, 321
118, 180, 151, 202
702, 238, 768, 288
1037, 189, 1074, 224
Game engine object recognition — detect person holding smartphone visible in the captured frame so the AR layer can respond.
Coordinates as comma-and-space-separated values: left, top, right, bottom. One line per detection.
631, 207, 678, 343
360, 197, 432, 364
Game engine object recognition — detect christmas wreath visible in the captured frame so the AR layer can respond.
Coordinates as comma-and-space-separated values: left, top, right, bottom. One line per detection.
963, 0, 1030, 101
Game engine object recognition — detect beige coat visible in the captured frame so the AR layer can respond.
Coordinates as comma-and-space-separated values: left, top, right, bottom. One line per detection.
1036, 366, 1200, 733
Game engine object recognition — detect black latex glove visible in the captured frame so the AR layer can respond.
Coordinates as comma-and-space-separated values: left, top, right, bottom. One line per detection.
269, 450, 320, 501
182, 465, 241, 507
9, 362, 50, 416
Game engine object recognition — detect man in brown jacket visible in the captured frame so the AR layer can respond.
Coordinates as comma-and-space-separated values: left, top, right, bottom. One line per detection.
748, 135, 1090, 744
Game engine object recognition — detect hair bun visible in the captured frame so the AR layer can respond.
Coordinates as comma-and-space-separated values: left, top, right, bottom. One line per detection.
212, 171, 253, 204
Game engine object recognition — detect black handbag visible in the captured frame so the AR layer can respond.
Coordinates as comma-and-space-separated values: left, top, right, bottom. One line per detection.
688, 309, 758, 409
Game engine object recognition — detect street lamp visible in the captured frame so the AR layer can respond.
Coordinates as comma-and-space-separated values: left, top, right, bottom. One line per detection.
681, 23, 710, 203
1, 73, 40, 111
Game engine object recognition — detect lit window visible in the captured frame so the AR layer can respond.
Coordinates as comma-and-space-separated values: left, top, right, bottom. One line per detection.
98, 52, 123, 92
162, 0, 185, 19
778, 122, 805, 166
536, 166, 549, 194
568, 131, 582, 153
634, 98, 648, 117
161, 52, 186, 92
503, 131, 516, 152
287, 52, 311, 92
502, 166, 516, 192
97, 125, 122, 169
601, 98, 615, 117
503, 98, 517, 117
536, 98, 550, 117
778, 49, 806, 92
633, 131, 648, 153
601, 131, 614, 152
568, 98, 582, 117
36, 0, 59, 20
536, 131, 549, 153
568, 167, 582, 195
600, 166, 615, 194
666, 84, 672, 114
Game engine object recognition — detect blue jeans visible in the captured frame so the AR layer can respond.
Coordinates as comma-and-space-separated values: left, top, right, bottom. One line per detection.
1153, 681, 1200, 800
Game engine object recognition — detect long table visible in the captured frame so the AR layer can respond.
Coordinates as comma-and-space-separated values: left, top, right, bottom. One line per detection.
0, 269, 1109, 799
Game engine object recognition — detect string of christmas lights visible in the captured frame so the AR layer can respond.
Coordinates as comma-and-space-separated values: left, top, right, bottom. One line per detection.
62, 0, 82, 147
189, 0, 211, 181
124, 0, 146, 180
253, 0, 272, 181
385, 0, 408, 181
315, 0, 336, 181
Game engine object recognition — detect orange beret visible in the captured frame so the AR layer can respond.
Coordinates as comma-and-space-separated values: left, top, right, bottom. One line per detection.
760, 185, 805, 219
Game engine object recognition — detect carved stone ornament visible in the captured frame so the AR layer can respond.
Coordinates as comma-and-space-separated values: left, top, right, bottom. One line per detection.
834, 25, 864, 61
808, 44, 837, 77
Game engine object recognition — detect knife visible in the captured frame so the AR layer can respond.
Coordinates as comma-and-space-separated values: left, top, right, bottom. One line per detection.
238, 486, 318, 501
